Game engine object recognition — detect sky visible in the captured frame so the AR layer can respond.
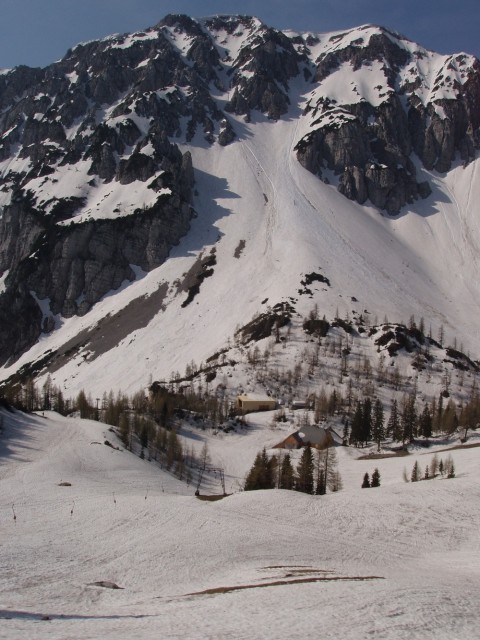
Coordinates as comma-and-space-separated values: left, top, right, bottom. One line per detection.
0, 0, 479, 69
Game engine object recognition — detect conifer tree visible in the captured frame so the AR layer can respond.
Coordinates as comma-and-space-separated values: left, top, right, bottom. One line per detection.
388, 399, 401, 441
76, 389, 91, 419
316, 468, 326, 495
372, 399, 385, 452
296, 445, 314, 494
278, 453, 295, 490
445, 455, 455, 478
362, 472, 371, 488
244, 452, 263, 491
411, 460, 420, 482
418, 404, 433, 439
371, 468, 380, 487
244, 448, 275, 491
439, 458, 445, 476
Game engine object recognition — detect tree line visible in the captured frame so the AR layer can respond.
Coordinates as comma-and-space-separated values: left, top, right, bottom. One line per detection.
244, 444, 342, 495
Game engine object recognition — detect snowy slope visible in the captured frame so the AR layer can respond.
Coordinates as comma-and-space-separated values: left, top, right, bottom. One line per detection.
2, 408, 480, 639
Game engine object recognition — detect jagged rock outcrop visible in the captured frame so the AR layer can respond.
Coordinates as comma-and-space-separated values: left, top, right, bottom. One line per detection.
0, 187, 193, 365
295, 26, 479, 213
223, 18, 304, 120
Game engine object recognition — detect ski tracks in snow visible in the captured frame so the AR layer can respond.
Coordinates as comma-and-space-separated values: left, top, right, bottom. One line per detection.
241, 142, 277, 254
442, 175, 480, 274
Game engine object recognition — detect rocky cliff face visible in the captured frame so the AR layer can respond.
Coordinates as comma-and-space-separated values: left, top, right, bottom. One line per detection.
294, 26, 480, 213
0, 15, 479, 365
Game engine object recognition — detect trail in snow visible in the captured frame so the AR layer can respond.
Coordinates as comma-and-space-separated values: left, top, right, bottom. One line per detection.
242, 141, 277, 255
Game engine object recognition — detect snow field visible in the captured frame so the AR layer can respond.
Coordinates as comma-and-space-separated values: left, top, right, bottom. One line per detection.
1, 408, 480, 638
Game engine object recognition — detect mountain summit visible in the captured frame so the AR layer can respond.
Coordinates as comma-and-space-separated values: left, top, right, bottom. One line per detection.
0, 15, 479, 395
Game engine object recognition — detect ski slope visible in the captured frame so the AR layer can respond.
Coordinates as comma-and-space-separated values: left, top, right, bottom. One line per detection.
1, 408, 480, 639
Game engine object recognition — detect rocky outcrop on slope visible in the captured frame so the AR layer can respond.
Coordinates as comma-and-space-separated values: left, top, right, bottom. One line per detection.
0, 18, 219, 364
0, 177, 193, 366
295, 27, 480, 213
219, 18, 304, 120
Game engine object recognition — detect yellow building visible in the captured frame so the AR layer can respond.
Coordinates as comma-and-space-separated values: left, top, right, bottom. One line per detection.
236, 394, 276, 413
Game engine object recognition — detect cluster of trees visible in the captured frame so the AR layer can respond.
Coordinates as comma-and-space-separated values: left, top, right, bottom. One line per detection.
404, 453, 456, 482
1, 375, 67, 414
344, 386, 480, 451
0, 376, 233, 432
361, 468, 380, 488
244, 444, 342, 495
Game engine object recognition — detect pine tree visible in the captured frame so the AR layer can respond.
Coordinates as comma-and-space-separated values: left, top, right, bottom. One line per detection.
278, 453, 295, 490
388, 399, 401, 441
445, 455, 455, 478
372, 399, 385, 452
371, 468, 380, 487
361, 472, 371, 488
418, 404, 433, 439
76, 389, 91, 419
316, 469, 326, 495
244, 448, 275, 490
411, 460, 420, 482
296, 445, 314, 494
244, 452, 264, 491
424, 465, 430, 480
439, 458, 445, 476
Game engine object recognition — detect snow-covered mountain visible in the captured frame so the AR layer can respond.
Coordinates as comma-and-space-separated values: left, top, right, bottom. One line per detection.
0, 14, 479, 397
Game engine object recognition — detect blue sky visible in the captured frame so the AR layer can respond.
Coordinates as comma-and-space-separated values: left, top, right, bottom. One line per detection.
1, 0, 478, 69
